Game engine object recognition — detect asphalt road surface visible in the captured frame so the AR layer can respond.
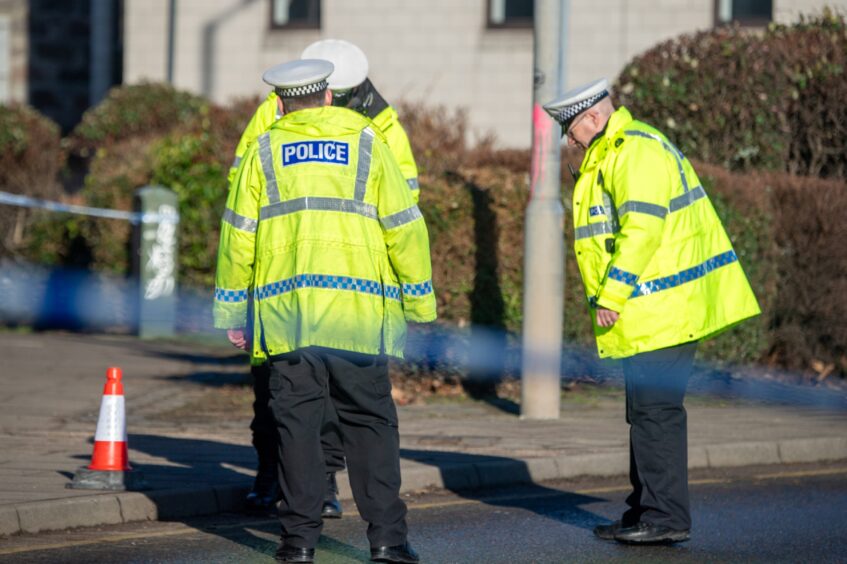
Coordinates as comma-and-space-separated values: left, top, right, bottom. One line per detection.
2, 462, 845, 563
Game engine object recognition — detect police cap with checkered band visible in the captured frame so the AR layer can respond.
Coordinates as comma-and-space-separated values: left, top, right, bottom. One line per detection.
300, 39, 369, 91
262, 59, 334, 98
543, 78, 610, 131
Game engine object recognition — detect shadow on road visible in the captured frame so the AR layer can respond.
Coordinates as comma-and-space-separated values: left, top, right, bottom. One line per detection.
399, 448, 609, 531
65, 433, 367, 560
59, 433, 610, 558
66, 433, 254, 495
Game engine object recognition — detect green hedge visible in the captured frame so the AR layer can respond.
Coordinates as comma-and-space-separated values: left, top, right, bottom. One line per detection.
23, 87, 257, 280
615, 10, 847, 179
66, 82, 208, 158
149, 104, 255, 287
0, 104, 65, 258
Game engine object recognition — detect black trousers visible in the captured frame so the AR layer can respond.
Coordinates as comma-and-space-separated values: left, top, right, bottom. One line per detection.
268, 347, 407, 549
251, 363, 346, 478
622, 341, 696, 532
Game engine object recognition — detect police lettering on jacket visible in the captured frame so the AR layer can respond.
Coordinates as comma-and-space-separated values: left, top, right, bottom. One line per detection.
281, 141, 349, 166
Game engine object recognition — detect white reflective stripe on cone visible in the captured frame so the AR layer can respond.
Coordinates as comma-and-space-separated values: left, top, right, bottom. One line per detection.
94, 395, 127, 442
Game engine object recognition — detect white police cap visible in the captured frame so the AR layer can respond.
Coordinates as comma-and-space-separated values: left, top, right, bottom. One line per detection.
301, 39, 369, 91
262, 59, 334, 97
543, 78, 610, 129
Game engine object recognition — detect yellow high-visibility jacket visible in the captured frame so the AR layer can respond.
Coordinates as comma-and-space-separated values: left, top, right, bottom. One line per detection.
214, 106, 436, 359
572, 106, 760, 358
227, 92, 280, 184
370, 105, 420, 201
228, 91, 420, 201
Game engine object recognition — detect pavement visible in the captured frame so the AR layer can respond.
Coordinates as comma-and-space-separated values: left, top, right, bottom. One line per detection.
1, 331, 846, 538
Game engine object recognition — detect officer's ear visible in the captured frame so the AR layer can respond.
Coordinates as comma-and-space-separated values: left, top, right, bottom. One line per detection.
277, 96, 285, 116
324, 88, 333, 106
587, 109, 602, 129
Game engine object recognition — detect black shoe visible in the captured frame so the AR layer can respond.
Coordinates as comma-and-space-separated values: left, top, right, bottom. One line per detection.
593, 520, 625, 540
614, 522, 690, 544
370, 542, 419, 563
244, 473, 280, 515
321, 497, 343, 519
322, 472, 343, 519
275, 544, 315, 563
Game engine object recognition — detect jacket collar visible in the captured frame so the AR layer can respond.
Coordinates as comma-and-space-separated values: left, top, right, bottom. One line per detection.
579, 106, 634, 173
272, 105, 371, 137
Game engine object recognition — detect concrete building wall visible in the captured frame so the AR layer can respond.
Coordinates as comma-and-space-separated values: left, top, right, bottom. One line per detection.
123, 0, 847, 148
0, 14, 9, 102
0, 0, 28, 104
123, 0, 170, 84
124, 0, 530, 145
775, 0, 845, 22
566, 0, 712, 104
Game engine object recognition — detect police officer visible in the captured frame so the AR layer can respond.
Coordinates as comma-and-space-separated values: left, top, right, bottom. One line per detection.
229, 45, 421, 518
215, 59, 435, 563
544, 79, 760, 544
228, 43, 376, 520
229, 39, 421, 202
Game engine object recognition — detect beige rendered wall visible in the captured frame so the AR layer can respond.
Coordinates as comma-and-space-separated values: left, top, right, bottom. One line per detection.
0, 0, 28, 104
124, 0, 530, 145
123, 0, 847, 148
775, 0, 847, 22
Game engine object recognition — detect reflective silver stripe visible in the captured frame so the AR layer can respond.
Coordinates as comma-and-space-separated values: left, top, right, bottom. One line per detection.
260, 197, 377, 221
258, 133, 281, 204
380, 205, 422, 229
602, 190, 613, 215
613, 186, 706, 220
669, 185, 707, 212
618, 200, 668, 219
231, 156, 241, 169
624, 130, 690, 192
222, 208, 258, 233
406, 178, 419, 190
602, 191, 619, 232
575, 222, 615, 240
354, 128, 375, 201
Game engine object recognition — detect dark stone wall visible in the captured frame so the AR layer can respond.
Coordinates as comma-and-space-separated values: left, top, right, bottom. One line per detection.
28, 0, 91, 132
28, 0, 123, 133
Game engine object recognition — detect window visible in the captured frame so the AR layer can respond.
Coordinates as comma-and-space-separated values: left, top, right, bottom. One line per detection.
715, 0, 772, 26
488, 0, 533, 28
271, 0, 320, 29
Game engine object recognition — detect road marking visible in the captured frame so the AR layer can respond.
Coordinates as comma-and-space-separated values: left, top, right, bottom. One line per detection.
753, 467, 847, 480
2, 468, 845, 555
406, 478, 728, 511
0, 527, 195, 556
0, 519, 271, 556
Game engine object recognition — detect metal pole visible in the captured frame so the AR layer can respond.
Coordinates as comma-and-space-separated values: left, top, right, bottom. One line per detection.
89, 0, 114, 107
166, 0, 176, 84
520, 0, 565, 420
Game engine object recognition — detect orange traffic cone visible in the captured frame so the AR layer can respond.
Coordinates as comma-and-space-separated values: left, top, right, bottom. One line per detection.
89, 366, 130, 471
68, 367, 146, 490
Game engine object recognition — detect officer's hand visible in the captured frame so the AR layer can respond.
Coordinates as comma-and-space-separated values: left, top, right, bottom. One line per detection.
596, 307, 619, 328
227, 328, 249, 350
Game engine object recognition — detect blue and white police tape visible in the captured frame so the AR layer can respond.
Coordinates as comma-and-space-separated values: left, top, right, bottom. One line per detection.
0, 190, 179, 224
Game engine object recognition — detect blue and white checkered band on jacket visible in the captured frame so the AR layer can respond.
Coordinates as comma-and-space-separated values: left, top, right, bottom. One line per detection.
557, 91, 609, 127
276, 80, 328, 98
